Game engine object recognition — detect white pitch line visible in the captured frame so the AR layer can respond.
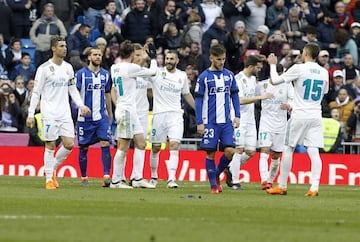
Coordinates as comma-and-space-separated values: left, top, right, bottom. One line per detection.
0, 215, 72, 220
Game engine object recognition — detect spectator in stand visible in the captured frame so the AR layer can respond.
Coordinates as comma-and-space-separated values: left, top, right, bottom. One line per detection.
177, 43, 191, 71
21, 79, 34, 119
113, 0, 132, 16
330, 107, 348, 143
0, 82, 23, 132
344, 74, 360, 104
145, 0, 164, 37
225, 20, 249, 74
260, 30, 288, 57
99, 0, 123, 33
334, 1, 354, 30
248, 25, 269, 53
201, 16, 227, 56
347, 100, 360, 142
183, 13, 203, 53
82, 0, 106, 31
245, 0, 267, 37
305, 0, 325, 26
278, 42, 292, 68
350, 22, 360, 59
329, 88, 355, 133
320, 113, 343, 154
0, 34, 8, 60
342, 53, 359, 85
317, 10, 337, 58
66, 24, 92, 63
121, 0, 155, 45
280, 6, 305, 48
201, 0, 222, 33
9, 52, 36, 83
101, 21, 124, 58
4, 39, 22, 78
332, 28, 358, 67
266, 0, 288, 34
160, 22, 184, 51
0, 2, 13, 44
199, 38, 219, 72
317, 49, 332, 71
158, 0, 183, 35
36, 0, 74, 30
177, 0, 206, 25
222, 0, 251, 33
95, 37, 114, 71
68, 50, 85, 72
13, 76, 27, 107
188, 41, 201, 72
292, 25, 321, 51
30, 3, 67, 68
326, 70, 345, 103
350, 0, 360, 22
7, 0, 32, 38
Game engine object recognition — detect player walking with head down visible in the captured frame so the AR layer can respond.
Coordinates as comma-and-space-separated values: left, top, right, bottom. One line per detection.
75, 47, 113, 187
148, 50, 195, 189
110, 40, 157, 189
26, 36, 91, 189
266, 42, 329, 196
195, 44, 241, 194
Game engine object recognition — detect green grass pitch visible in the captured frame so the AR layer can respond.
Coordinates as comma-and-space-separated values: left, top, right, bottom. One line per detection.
0, 176, 359, 242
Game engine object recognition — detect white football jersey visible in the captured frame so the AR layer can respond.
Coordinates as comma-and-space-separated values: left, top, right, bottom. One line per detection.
277, 62, 329, 119
30, 60, 75, 120
235, 71, 257, 124
257, 79, 294, 133
150, 67, 190, 114
111, 60, 157, 111
136, 76, 151, 115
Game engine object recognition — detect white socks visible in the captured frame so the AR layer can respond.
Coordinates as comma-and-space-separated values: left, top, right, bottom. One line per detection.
131, 148, 145, 180
44, 148, 55, 182
268, 158, 280, 183
167, 150, 179, 181
307, 147, 322, 191
112, 150, 126, 183
279, 146, 294, 188
259, 152, 269, 183
229, 152, 241, 184
54, 146, 71, 170
150, 151, 159, 179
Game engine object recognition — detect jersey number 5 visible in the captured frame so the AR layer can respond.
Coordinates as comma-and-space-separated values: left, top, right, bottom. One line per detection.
303, 79, 323, 101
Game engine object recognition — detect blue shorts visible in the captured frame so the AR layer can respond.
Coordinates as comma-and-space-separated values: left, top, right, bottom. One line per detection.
77, 119, 111, 146
200, 123, 235, 151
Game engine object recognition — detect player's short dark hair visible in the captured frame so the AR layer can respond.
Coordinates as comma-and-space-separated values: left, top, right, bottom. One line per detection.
244, 55, 262, 67
50, 36, 65, 48
119, 40, 134, 59
209, 44, 226, 56
166, 49, 178, 58
88, 47, 102, 56
304, 43, 320, 60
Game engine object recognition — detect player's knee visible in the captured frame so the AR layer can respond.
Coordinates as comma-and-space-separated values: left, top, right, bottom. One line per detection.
63, 143, 74, 150
169, 141, 180, 150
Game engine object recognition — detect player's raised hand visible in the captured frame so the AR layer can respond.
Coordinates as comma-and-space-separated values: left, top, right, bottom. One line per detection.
80, 105, 91, 117
267, 53, 278, 65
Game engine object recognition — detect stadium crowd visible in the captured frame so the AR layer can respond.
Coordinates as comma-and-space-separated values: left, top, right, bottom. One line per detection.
0, 0, 360, 153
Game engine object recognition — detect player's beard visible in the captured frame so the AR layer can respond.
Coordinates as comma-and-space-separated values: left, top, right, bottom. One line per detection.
91, 60, 101, 67
166, 62, 175, 72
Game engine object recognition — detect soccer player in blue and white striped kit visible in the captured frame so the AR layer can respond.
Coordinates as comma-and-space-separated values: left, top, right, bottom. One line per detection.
194, 44, 241, 194
75, 47, 113, 187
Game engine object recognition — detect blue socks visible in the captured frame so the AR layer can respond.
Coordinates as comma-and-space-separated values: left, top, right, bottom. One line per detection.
216, 154, 231, 177
101, 146, 111, 176
79, 148, 88, 177
206, 158, 217, 188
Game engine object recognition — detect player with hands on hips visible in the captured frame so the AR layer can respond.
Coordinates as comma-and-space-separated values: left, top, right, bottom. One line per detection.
26, 36, 91, 189
266, 43, 329, 196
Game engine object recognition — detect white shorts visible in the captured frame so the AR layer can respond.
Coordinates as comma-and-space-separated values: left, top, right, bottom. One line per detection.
115, 109, 143, 139
150, 112, 183, 144
234, 122, 257, 150
258, 130, 285, 152
42, 118, 74, 141
138, 112, 149, 139
285, 118, 324, 148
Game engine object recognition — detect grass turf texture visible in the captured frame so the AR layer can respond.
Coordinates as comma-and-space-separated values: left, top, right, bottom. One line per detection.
0, 177, 359, 242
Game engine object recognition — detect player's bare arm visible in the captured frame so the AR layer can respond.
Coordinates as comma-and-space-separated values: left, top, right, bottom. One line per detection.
240, 92, 274, 104
183, 93, 195, 110
233, 117, 240, 128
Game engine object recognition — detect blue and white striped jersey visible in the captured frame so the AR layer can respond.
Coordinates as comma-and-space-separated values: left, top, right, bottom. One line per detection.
75, 67, 111, 122
195, 68, 240, 125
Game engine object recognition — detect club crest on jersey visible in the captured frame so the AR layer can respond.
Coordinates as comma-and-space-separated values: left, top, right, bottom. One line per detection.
242, 78, 247, 85
162, 72, 166, 78
178, 78, 182, 83
279, 89, 283, 94
263, 83, 268, 89
49, 66, 54, 72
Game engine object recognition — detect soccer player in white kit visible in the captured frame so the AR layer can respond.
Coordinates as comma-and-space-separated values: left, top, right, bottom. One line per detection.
129, 43, 155, 188
149, 50, 195, 188
257, 64, 294, 190
226, 55, 273, 190
110, 40, 157, 189
26, 36, 91, 189
266, 43, 329, 196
